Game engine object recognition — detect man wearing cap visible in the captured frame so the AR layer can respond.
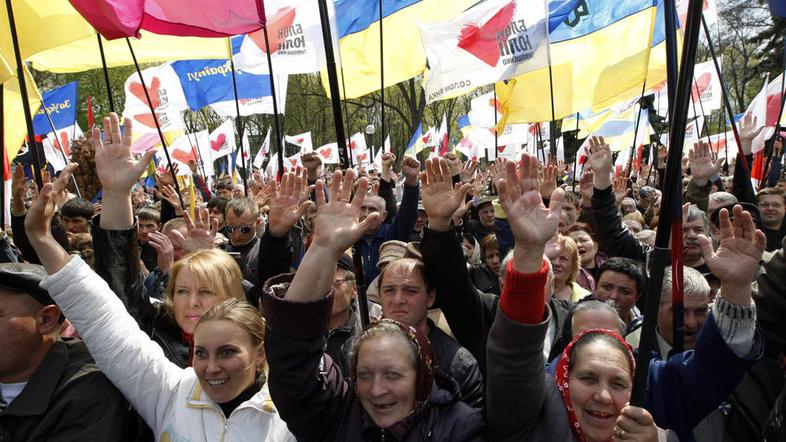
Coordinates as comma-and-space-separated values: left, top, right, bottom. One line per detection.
326, 254, 362, 375
410, 202, 428, 241
0, 263, 138, 441
464, 196, 496, 243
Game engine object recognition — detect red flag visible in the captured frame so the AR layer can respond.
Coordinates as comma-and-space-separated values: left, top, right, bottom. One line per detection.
69, 0, 266, 39
87, 96, 95, 128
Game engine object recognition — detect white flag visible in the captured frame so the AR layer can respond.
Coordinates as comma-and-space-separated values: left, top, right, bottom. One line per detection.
468, 91, 502, 129
420, 0, 550, 103
122, 63, 188, 137
315, 142, 339, 164
209, 119, 237, 161
285, 131, 313, 152
253, 128, 271, 169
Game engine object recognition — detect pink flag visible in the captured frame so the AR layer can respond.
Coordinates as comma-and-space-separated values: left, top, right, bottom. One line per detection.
69, 0, 265, 39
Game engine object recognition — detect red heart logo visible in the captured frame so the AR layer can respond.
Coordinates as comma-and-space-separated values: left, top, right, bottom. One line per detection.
289, 158, 298, 166
350, 140, 357, 150
171, 146, 197, 165
248, 7, 296, 55
320, 148, 332, 159
211, 133, 227, 152
498, 145, 507, 153
297, 137, 304, 143
358, 153, 367, 161
691, 72, 712, 101
457, 1, 516, 67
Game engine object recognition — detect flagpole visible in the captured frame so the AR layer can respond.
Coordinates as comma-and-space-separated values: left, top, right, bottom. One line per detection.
186, 129, 209, 180
629, 84, 648, 173
339, 68, 354, 164
493, 87, 499, 159
761, 63, 786, 189
228, 55, 250, 196
4, 0, 44, 189
690, 77, 712, 145
572, 112, 579, 192
255, 23, 287, 179
1, 84, 5, 230
96, 34, 116, 114
378, 0, 386, 151
547, 64, 558, 158
701, 16, 748, 175
316, 0, 350, 170
125, 37, 185, 210
42, 106, 81, 198
630, 0, 704, 407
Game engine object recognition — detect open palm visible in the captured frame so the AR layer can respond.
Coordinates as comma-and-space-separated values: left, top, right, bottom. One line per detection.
421, 158, 471, 221
698, 205, 766, 286
497, 154, 563, 247
312, 170, 379, 254
268, 170, 311, 237
93, 114, 155, 192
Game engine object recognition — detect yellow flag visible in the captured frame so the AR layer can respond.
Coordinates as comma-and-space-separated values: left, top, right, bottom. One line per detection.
3, 64, 42, 162
28, 31, 230, 73
188, 175, 196, 219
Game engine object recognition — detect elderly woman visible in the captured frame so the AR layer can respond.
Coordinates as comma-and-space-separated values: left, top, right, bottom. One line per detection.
548, 234, 590, 302
264, 168, 484, 441
488, 152, 766, 441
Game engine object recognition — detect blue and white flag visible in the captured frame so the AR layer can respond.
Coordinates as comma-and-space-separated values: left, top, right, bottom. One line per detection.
169, 59, 288, 117
33, 82, 82, 172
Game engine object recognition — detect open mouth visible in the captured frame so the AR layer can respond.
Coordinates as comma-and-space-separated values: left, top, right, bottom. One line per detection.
374, 402, 396, 411
585, 409, 615, 424
206, 378, 229, 386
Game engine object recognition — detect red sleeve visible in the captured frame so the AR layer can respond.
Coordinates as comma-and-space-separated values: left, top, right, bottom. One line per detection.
499, 258, 549, 324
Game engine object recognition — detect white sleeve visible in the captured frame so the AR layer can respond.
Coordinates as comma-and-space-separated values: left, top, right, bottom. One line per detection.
41, 256, 183, 431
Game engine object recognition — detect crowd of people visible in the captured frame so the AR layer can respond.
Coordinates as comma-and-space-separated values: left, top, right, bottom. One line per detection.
1, 110, 785, 442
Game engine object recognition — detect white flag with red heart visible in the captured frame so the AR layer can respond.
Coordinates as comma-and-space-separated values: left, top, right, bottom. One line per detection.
285, 131, 313, 152
208, 119, 236, 161
315, 142, 339, 164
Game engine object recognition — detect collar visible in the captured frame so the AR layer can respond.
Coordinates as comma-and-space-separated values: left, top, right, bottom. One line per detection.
655, 330, 673, 360
2, 341, 67, 417
184, 376, 274, 415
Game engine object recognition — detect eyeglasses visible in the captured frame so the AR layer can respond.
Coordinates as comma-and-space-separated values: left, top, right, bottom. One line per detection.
225, 224, 255, 234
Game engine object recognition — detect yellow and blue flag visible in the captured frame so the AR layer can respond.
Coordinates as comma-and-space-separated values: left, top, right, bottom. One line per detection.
497, 0, 659, 124
325, 0, 477, 99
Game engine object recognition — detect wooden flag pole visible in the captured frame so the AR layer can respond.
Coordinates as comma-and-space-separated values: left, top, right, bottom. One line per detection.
630, 0, 704, 406
96, 34, 116, 114
4, 0, 43, 189
125, 38, 185, 210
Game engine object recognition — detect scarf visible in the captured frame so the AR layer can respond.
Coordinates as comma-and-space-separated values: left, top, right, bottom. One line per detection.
554, 328, 635, 442
180, 329, 194, 366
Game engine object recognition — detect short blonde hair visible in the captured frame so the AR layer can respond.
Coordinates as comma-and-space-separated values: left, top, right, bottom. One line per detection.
556, 234, 580, 286
164, 249, 246, 321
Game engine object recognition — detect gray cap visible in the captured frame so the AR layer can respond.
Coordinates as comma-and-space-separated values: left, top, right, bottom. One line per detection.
0, 263, 55, 306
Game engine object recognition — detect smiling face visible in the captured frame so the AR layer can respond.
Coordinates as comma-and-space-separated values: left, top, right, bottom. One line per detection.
355, 335, 417, 429
193, 319, 263, 404
172, 267, 221, 334
568, 340, 633, 442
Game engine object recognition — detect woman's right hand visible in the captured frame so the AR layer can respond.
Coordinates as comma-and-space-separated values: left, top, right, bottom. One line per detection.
613, 405, 659, 442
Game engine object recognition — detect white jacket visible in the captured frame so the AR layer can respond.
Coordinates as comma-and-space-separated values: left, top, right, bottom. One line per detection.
41, 257, 295, 442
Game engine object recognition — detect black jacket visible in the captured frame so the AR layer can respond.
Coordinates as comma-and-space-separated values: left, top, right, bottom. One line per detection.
263, 277, 485, 442
421, 226, 569, 376
0, 340, 140, 442
427, 320, 485, 413
91, 217, 291, 367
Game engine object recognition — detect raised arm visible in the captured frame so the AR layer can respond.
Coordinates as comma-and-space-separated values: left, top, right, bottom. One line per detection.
25, 164, 183, 432
486, 153, 563, 440
685, 141, 722, 213
390, 156, 421, 240
264, 170, 379, 441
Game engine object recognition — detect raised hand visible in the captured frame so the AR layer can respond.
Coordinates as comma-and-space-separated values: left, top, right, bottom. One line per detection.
445, 153, 462, 177
160, 184, 183, 215
300, 152, 322, 181
540, 164, 558, 200
401, 156, 421, 186
156, 163, 178, 187
93, 113, 156, 193
311, 169, 379, 255
612, 175, 628, 206
739, 113, 764, 155
381, 152, 396, 181
420, 157, 472, 231
688, 141, 723, 186
697, 204, 766, 304
460, 158, 478, 183
252, 180, 273, 209
147, 231, 174, 272
169, 207, 218, 254
588, 136, 612, 189
267, 169, 312, 237
579, 170, 594, 203
496, 153, 563, 272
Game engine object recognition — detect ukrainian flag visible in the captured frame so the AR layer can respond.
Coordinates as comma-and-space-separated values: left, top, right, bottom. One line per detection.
326, 0, 477, 99
404, 122, 426, 157
497, 0, 659, 124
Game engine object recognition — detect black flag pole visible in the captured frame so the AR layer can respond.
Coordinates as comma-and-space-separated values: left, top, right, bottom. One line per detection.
254, 21, 286, 180
228, 55, 250, 196
494, 87, 499, 159
96, 34, 115, 114
125, 37, 185, 210
628, 83, 648, 174
317, 0, 350, 170
631, 0, 704, 406
41, 106, 81, 198
1, 84, 5, 230
760, 61, 786, 190
547, 64, 558, 158
572, 112, 579, 192
4, 0, 43, 189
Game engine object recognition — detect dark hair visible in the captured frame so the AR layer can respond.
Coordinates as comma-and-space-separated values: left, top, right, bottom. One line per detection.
461, 231, 475, 244
568, 331, 634, 374
563, 190, 581, 209
207, 197, 228, 214
757, 187, 786, 205
226, 197, 259, 218
60, 197, 95, 219
597, 257, 645, 296
136, 207, 161, 223
215, 180, 234, 192
562, 222, 598, 244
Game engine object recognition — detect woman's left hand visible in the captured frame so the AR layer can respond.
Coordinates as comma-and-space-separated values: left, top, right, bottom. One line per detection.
613, 404, 659, 441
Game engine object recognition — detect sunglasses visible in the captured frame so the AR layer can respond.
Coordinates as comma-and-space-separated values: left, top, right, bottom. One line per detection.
225, 224, 255, 234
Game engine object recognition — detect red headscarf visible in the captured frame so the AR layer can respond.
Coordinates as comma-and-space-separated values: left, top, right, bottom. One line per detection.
554, 328, 636, 442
